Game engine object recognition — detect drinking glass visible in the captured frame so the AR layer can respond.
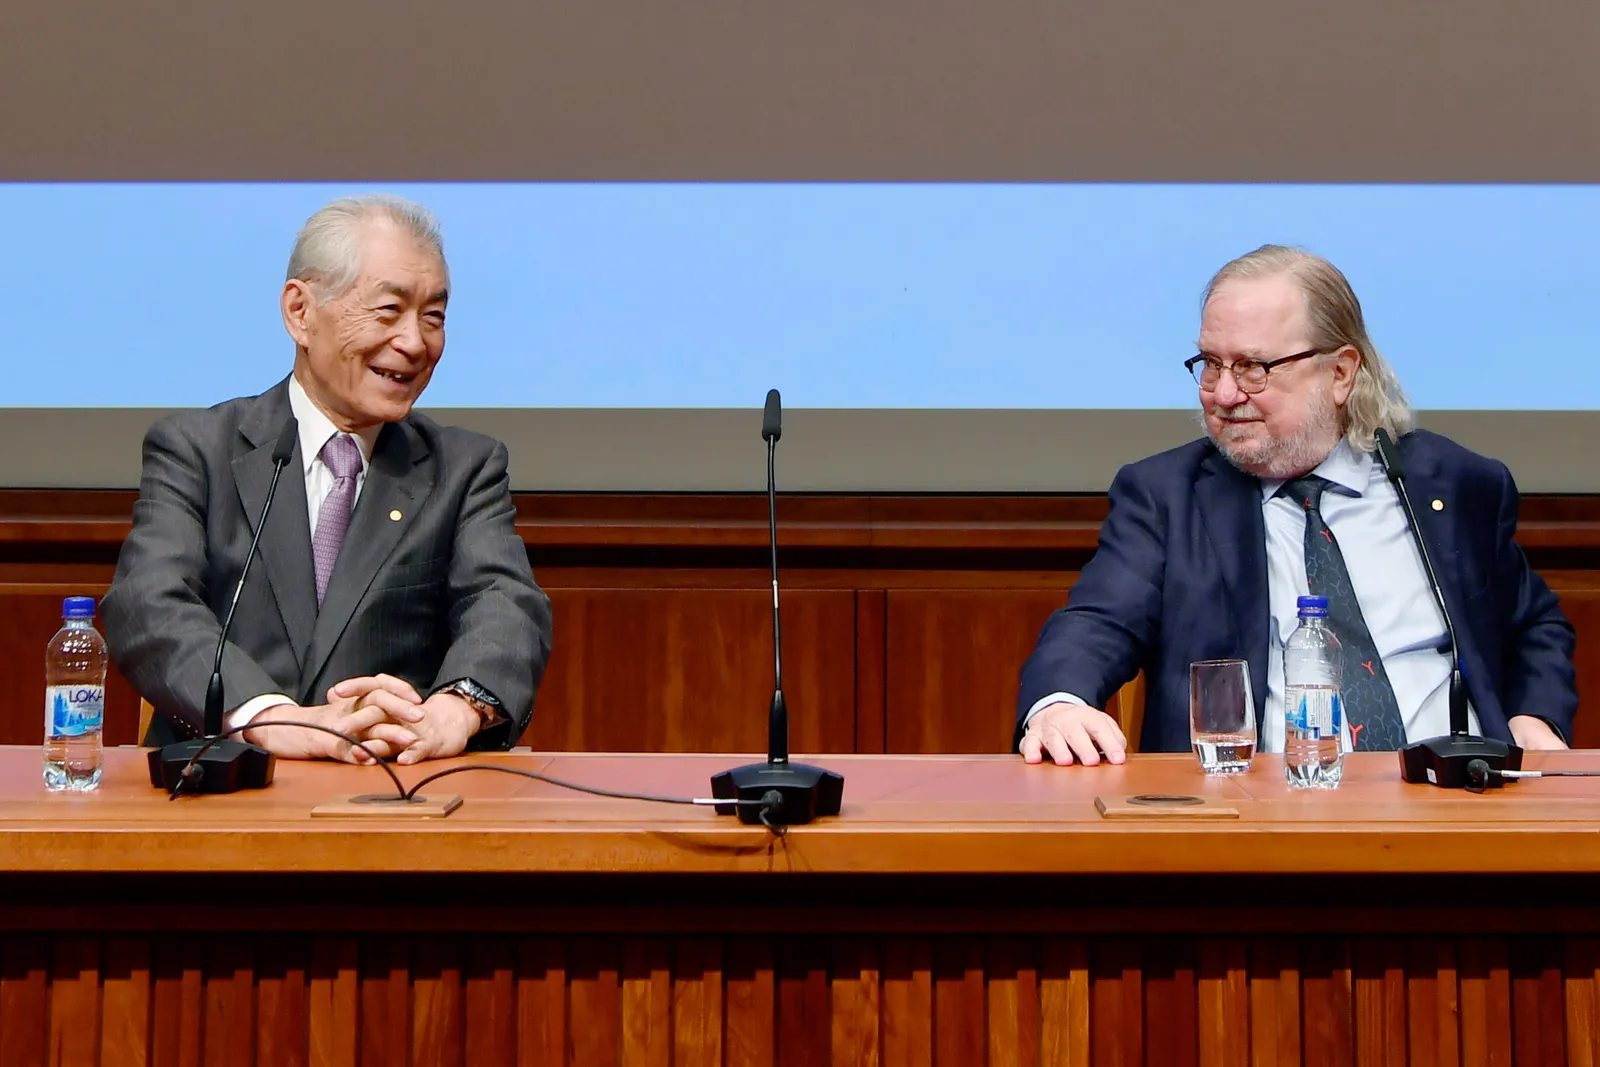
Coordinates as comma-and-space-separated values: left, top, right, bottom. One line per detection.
1190, 659, 1256, 774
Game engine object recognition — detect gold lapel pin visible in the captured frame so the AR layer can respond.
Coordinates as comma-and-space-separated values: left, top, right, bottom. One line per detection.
1431, 499, 1444, 512
389, 509, 403, 522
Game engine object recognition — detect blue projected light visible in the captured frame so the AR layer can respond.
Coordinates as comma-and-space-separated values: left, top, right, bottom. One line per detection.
5, 183, 1595, 409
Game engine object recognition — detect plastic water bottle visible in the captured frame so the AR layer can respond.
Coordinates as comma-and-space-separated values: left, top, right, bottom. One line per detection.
1284, 594, 1344, 789
43, 596, 106, 792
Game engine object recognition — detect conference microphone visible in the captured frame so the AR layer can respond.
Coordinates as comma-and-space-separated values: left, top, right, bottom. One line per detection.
147, 419, 296, 794
710, 390, 844, 825
1466, 757, 1600, 793
1374, 427, 1523, 789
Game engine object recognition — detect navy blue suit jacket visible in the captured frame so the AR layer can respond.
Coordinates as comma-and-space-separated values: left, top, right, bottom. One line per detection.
1016, 431, 1577, 752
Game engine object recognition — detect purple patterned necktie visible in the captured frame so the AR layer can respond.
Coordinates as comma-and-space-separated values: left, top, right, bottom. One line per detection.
311, 433, 363, 606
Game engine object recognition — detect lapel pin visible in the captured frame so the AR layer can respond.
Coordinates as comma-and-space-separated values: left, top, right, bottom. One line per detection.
389, 509, 403, 522
1431, 499, 1444, 512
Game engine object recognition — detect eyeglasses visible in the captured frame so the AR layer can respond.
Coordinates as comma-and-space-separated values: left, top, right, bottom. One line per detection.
1184, 349, 1321, 393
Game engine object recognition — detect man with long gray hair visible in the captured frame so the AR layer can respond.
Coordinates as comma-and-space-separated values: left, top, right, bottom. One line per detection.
104, 194, 553, 764
1016, 245, 1575, 763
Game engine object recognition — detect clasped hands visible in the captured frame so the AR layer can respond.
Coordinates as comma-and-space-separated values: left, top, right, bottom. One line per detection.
242, 674, 480, 765
1019, 702, 1567, 766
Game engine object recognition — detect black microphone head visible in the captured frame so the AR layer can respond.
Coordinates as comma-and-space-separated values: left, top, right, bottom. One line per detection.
272, 417, 300, 465
761, 389, 782, 442
1372, 427, 1404, 482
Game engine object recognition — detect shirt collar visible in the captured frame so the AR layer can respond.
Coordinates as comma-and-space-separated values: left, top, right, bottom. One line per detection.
1258, 438, 1373, 502
288, 374, 381, 473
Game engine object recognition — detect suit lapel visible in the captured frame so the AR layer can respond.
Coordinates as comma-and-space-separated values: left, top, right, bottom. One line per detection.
233, 381, 317, 668
301, 419, 434, 695
1194, 450, 1270, 722
1394, 435, 1477, 677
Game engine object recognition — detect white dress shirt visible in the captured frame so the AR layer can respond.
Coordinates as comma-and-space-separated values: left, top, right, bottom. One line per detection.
227, 375, 381, 728
1026, 440, 1478, 751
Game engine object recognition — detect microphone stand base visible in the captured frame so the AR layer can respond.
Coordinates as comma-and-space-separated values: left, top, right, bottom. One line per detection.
710, 761, 844, 825
1399, 734, 1522, 789
148, 740, 276, 794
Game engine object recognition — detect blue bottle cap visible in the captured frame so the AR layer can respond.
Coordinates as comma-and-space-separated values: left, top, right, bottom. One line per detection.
1296, 595, 1328, 617
62, 596, 96, 619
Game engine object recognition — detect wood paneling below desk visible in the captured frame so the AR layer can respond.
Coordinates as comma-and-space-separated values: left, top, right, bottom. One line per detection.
1, 750, 1600, 1065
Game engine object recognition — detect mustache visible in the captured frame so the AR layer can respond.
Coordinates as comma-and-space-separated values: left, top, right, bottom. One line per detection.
1209, 402, 1263, 421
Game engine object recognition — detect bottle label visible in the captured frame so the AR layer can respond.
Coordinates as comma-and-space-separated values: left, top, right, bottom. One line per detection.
47, 685, 104, 737
1290, 689, 1343, 738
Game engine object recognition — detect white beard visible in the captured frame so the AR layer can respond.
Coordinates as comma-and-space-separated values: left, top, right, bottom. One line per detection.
1207, 384, 1342, 480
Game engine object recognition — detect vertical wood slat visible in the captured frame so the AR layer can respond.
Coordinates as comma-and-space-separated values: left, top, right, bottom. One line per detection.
1248, 937, 1300, 1067
854, 590, 888, 754
1510, 939, 1565, 1067
933, 939, 984, 1067
725, 939, 775, 1067
1567, 939, 1600, 1067
1, 934, 50, 1067
569, 939, 621, 1067
1458, 940, 1512, 1067
831, 940, 880, 1067
307, 938, 358, 1067
1197, 940, 1247, 1067
1039, 940, 1090, 1067
203, 937, 254, 1067
621, 939, 671, 1067
987, 939, 1038, 1067
880, 940, 932, 1067
675, 939, 725, 1067
102, 937, 152, 1067
256, 936, 307, 1067
465, 937, 516, 1067
1408, 939, 1460, 1067
360, 940, 409, 1067
49, 937, 100, 1067
1142, 940, 1197, 1067
1091, 940, 1142, 1067
151, 939, 204, 1067
517, 939, 566, 1067
1352, 938, 1406, 1067
412, 938, 464, 1067
778, 939, 830, 1067
1301, 939, 1353, 1067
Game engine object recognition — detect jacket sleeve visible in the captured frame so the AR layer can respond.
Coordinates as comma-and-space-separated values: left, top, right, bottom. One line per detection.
1015, 463, 1168, 746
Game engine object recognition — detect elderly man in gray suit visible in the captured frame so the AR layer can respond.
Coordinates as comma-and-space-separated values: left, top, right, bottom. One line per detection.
104, 194, 553, 765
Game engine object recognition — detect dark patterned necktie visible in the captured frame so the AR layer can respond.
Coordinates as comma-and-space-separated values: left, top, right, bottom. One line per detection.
1280, 475, 1407, 750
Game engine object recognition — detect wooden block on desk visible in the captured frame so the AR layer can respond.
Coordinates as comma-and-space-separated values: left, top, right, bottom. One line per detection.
1095, 794, 1239, 819
310, 793, 463, 819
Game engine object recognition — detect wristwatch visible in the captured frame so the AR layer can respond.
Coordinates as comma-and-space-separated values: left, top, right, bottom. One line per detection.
435, 678, 504, 731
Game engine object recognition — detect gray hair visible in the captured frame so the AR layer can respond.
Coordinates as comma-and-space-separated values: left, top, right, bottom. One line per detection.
1204, 244, 1414, 452
286, 194, 448, 301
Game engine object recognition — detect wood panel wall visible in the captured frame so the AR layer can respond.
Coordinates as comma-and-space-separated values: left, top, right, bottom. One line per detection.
0, 929, 1593, 1065
3, 490, 1600, 754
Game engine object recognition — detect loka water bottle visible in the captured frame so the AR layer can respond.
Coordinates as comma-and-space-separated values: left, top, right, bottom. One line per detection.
1284, 594, 1344, 789
44, 596, 107, 792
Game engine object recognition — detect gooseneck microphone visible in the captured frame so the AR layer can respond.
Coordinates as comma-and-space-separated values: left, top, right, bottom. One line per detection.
147, 419, 297, 794
1374, 428, 1523, 788
710, 390, 845, 825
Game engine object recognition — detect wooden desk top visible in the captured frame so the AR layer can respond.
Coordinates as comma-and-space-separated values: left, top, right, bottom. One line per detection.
1, 748, 1599, 876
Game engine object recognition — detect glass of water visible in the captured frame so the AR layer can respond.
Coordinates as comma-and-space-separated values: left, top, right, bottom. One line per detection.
1190, 659, 1256, 774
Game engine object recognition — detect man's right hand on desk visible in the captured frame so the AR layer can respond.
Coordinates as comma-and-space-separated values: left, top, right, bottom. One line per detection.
241, 674, 426, 763
1019, 702, 1128, 767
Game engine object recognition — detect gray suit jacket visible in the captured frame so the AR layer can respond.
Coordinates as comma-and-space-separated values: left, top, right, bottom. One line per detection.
103, 378, 553, 749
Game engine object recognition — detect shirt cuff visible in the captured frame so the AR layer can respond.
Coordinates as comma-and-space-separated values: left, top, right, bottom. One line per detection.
1023, 691, 1088, 727
225, 693, 298, 732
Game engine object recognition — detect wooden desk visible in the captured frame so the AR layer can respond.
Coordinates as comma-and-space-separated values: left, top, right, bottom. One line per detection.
2, 748, 1599, 1065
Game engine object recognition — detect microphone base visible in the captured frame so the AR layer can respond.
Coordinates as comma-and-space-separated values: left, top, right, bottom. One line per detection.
148, 740, 276, 794
1399, 733, 1522, 789
710, 761, 844, 825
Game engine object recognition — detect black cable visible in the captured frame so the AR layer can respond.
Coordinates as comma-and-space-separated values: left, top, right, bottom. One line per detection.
169, 720, 404, 799
172, 722, 782, 827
